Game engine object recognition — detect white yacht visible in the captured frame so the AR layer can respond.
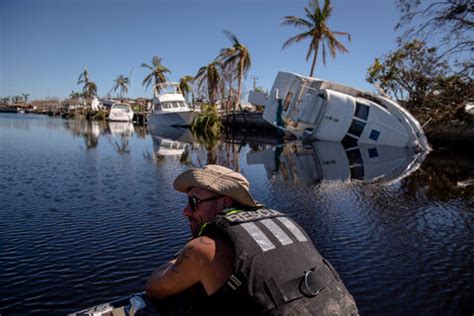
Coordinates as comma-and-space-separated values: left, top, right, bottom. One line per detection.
261, 72, 430, 150
108, 103, 134, 122
148, 82, 197, 127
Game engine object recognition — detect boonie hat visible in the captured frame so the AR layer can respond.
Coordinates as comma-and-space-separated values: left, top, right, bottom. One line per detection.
173, 164, 261, 208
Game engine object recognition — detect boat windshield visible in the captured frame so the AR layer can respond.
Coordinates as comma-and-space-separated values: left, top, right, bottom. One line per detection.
113, 104, 130, 111
161, 101, 187, 109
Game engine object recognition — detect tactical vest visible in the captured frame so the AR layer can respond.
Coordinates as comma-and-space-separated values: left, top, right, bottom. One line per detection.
200, 208, 358, 315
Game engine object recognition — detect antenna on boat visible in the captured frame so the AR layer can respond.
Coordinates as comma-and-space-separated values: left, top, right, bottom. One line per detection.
128, 67, 135, 98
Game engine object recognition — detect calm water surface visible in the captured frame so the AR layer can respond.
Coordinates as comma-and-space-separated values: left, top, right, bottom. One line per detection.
0, 113, 473, 315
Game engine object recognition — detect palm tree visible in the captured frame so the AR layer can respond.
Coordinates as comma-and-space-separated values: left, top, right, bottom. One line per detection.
22, 93, 29, 103
281, 0, 351, 77
112, 74, 130, 100
77, 67, 97, 99
194, 61, 221, 106
218, 30, 251, 113
179, 75, 194, 103
141, 56, 171, 93
69, 90, 82, 99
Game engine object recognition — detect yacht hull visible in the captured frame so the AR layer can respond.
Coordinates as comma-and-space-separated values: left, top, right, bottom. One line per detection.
148, 111, 197, 127
262, 72, 430, 150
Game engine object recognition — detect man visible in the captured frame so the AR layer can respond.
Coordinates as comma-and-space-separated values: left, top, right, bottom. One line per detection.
146, 165, 358, 315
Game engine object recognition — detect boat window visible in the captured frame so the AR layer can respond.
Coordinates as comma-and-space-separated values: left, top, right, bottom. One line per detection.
369, 129, 381, 141
348, 119, 366, 137
346, 148, 363, 164
283, 92, 293, 111
368, 147, 379, 158
350, 166, 364, 180
342, 135, 358, 148
114, 104, 129, 110
171, 102, 179, 108
161, 103, 171, 109
355, 102, 369, 120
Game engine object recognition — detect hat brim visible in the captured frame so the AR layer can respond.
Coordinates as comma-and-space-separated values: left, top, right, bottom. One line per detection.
173, 168, 261, 208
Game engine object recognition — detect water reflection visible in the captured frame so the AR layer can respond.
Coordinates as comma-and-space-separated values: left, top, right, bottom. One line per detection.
107, 122, 134, 155
247, 140, 428, 186
149, 126, 193, 164
401, 151, 474, 205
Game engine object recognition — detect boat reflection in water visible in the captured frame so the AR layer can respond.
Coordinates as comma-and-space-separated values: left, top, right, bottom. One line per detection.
149, 125, 194, 159
108, 121, 134, 137
107, 122, 134, 155
247, 140, 428, 185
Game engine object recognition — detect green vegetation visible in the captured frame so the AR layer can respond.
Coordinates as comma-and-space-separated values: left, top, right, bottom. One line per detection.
191, 104, 222, 143
141, 56, 171, 92
195, 61, 222, 107
112, 74, 130, 101
395, 0, 472, 74
179, 75, 194, 103
281, 0, 351, 77
77, 67, 98, 100
218, 30, 252, 113
367, 1, 473, 134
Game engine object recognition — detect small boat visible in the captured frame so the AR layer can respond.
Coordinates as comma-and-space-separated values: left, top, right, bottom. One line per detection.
70, 292, 158, 316
71, 291, 194, 315
148, 82, 197, 128
465, 102, 474, 116
108, 103, 134, 122
260, 72, 430, 150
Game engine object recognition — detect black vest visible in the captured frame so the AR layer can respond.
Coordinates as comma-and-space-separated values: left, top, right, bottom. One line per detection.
199, 208, 358, 316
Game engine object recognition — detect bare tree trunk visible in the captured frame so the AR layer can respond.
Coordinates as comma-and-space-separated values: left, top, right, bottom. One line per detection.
228, 76, 234, 115
309, 43, 319, 78
236, 61, 244, 113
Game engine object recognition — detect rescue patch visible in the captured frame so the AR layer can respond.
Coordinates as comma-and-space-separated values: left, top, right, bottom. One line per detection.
225, 208, 284, 223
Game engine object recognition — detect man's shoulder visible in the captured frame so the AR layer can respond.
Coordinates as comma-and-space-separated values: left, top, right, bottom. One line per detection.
186, 236, 232, 260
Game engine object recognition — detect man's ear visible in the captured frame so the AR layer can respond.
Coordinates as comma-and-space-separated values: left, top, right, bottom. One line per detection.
223, 197, 233, 208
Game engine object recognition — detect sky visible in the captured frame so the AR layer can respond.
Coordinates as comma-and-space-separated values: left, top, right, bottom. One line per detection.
0, 0, 401, 100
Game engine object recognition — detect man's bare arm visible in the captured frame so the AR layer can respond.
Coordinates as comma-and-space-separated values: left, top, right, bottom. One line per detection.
145, 238, 213, 300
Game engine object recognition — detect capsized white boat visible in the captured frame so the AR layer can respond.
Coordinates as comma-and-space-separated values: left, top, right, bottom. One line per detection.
247, 140, 427, 185
108, 103, 134, 122
261, 72, 430, 150
148, 82, 197, 128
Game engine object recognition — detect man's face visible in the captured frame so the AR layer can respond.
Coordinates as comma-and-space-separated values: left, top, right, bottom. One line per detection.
183, 187, 228, 237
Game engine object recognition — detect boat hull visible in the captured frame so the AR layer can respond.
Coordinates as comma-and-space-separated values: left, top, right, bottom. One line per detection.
148, 110, 197, 127
108, 105, 134, 122
262, 71, 430, 150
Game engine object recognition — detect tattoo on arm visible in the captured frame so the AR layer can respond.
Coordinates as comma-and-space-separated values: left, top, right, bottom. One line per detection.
172, 245, 194, 273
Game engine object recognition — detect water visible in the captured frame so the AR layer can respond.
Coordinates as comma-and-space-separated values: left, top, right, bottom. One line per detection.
0, 113, 473, 315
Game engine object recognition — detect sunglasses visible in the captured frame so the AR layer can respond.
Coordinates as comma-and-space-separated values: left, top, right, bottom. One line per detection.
188, 195, 222, 212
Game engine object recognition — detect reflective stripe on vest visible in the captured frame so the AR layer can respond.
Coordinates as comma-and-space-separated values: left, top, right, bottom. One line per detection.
239, 216, 307, 252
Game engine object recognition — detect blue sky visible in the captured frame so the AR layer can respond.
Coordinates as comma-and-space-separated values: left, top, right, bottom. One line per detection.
1, 0, 400, 100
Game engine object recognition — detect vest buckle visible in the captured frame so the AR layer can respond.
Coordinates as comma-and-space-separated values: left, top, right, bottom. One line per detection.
302, 270, 322, 297
227, 274, 242, 291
